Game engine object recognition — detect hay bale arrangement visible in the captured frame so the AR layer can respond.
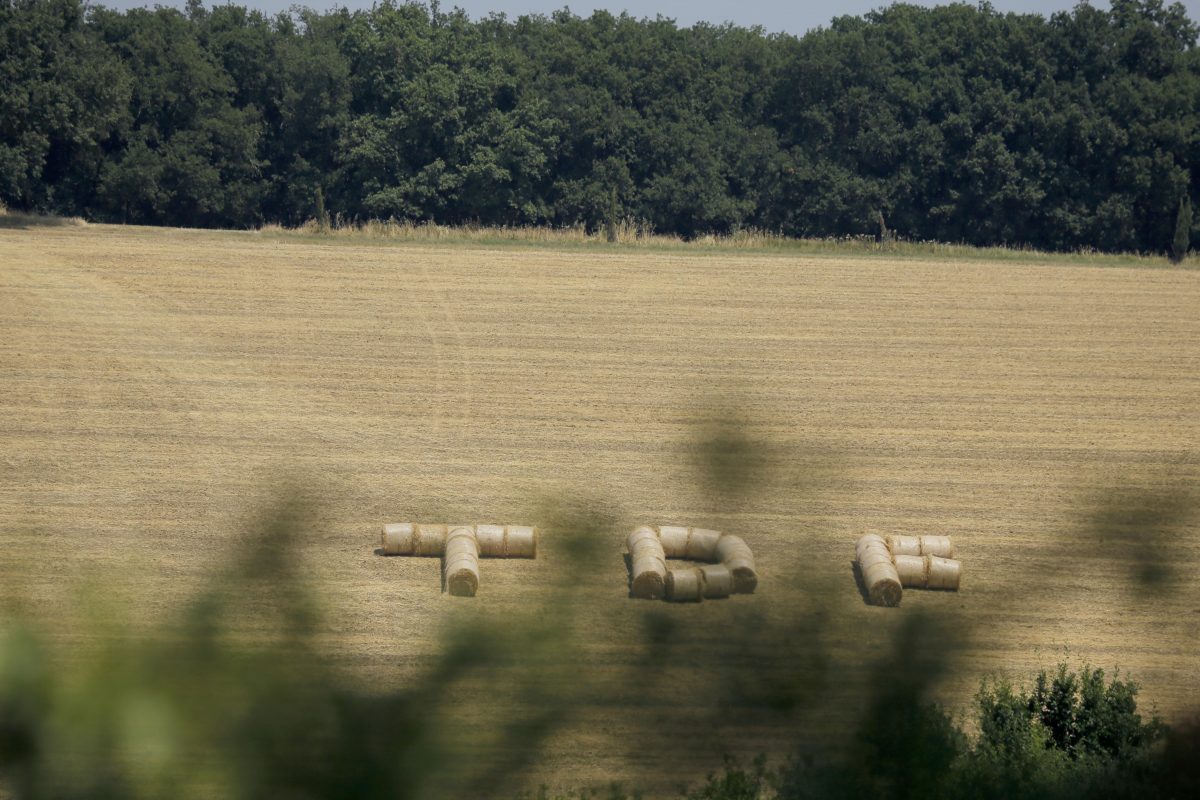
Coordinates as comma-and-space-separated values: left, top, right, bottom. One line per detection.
893, 554, 962, 590
475, 524, 537, 558
714, 534, 758, 594
628, 526, 667, 599
665, 567, 704, 602
856, 534, 903, 607
444, 525, 480, 597
700, 563, 734, 598
381, 522, 415, 555
629, 526, 758, 602
886, 534, 956, 559
378, 522, 538, 595
856, 533, 963, 606
380, 523, 448, 556
664, 564, 735, 602
926, 554, 962, 590
657, 525, 691, 558
415, 523, 449, 556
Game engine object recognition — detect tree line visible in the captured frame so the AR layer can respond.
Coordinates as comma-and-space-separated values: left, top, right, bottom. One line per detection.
2, 0, 1197, 253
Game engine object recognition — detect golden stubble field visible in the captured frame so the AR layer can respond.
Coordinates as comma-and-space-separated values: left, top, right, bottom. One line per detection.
2, 223, 1199, 793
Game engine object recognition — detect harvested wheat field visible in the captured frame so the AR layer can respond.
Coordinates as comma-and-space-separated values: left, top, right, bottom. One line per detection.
2, 223, 1199, 794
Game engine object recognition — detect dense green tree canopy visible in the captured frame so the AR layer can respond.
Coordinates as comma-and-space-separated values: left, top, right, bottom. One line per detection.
1, 0, 1197, 253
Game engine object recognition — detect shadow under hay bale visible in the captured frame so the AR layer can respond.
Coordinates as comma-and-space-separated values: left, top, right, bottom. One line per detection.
851, 560, 873, 606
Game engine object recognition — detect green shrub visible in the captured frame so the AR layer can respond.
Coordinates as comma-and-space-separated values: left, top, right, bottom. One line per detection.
1024, 664, 1164, 761
771, 660, 1170, 800
684, 755, 771, 800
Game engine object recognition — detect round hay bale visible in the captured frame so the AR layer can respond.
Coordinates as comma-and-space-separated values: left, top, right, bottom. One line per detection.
699, 564, 733, 599
627, 526, 666, 599
893, 554, 929, 588
503, 525, 537, 558
475, 524, 506, 557
927, 556, 961, 590
856, 533, 902, 607
415, 523, 448, 557
665, 567, 705, 602
658, 525, 690, 558
627, 526, 659, 554
894, 554, 961, 591
887, 535, 955, 559
444, 525, 479, 597
684, 528, 722, 561
715, 534, 758, 594
381, 522, 416, 555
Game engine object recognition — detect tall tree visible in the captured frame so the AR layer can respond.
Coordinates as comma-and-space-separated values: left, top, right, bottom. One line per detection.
1, 1, 1197, 251
0, 0, 129, 212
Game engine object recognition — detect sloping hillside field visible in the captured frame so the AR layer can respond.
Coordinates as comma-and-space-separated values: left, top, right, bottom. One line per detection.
2, 225, 1199, 793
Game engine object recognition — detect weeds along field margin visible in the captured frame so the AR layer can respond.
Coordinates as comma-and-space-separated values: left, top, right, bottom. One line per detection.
255, 218, 1200, 268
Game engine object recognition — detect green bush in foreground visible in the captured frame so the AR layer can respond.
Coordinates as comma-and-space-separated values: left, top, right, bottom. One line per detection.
525, 663, 1181, 800
696, 662, 1171, 800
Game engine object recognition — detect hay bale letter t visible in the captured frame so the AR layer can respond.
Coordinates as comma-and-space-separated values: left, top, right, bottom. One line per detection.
380, 523, 538, 596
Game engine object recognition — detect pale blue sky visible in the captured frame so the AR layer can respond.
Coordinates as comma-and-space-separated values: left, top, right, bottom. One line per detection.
90, 1, 1200, 36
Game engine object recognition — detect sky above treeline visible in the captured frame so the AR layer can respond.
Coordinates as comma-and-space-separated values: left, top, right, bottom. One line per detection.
93, 1, 1200, 36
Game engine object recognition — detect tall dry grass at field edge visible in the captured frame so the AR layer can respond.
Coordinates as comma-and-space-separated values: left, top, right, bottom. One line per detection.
253, 217, 1198, 267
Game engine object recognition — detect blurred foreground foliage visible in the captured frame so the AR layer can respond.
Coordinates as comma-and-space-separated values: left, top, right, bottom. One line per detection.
0, 495, 602, 800
0, 452, 1197, 798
